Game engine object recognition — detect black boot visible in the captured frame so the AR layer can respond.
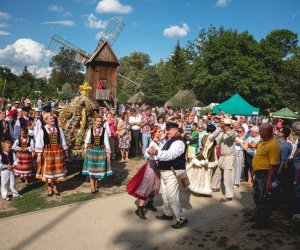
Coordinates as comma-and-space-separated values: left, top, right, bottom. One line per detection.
145, 200, 157, 211
135, 206, 147, 220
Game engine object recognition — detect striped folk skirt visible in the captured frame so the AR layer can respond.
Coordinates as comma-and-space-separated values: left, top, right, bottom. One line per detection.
15, 151, 33, 178
82, 146, 112, 179
36, 145, 66, 183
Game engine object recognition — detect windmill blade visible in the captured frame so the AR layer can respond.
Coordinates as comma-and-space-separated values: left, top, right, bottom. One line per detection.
117, 67, 144, 87
97, 17, 125, 48
49, 35, 91, 64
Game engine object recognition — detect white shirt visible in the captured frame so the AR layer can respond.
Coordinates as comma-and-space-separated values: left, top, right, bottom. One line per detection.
157, 138, 185, 161
129, 114, 142, 130
242, 123, 249, 134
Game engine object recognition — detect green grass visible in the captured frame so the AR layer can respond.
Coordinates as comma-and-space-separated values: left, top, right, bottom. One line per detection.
0, 189, 125, 218
0, 176, 126, 219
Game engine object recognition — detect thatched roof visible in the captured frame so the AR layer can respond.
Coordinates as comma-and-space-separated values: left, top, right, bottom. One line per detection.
127, 91, 145, 104
165, 90, 201, 108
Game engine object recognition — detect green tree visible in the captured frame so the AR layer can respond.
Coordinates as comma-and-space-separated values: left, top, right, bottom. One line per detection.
140, 66, 166, 106
191, 27, 284, 111
278, 53, 300, 111
48, 48, 85, 89
117, 52, 151, 103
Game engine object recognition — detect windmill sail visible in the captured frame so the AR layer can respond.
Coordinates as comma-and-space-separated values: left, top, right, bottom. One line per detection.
48, 35, 91, 64
117, 66, 143, 87
96, 17, 125, 49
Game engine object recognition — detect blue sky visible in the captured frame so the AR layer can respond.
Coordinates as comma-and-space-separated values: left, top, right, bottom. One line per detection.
0, 0, 299, 78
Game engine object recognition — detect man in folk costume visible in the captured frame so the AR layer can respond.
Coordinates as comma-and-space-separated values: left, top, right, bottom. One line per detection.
211, 118, 237, 202
187, 124, 221, 195
82, 116, 112, 194
13, 106, 33, 139
35, 114, 68, 196
147, 122, 188, 229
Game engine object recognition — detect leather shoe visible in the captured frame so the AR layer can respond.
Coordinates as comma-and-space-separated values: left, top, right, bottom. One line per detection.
155, 214, 173, 221
172, 219, 188, 229
219, 197, 232, 202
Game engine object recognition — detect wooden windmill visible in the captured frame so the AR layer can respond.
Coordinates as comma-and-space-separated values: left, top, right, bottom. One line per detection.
48, 17, 143, 108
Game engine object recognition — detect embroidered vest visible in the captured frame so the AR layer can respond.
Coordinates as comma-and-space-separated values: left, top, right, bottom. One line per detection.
0, 151, 14, 165
19, 136, 32, 148
42, 126, 61, 146
90, 127, 105, 146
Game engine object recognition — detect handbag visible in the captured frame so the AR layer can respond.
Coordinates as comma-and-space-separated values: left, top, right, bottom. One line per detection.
171, 167, 190, 188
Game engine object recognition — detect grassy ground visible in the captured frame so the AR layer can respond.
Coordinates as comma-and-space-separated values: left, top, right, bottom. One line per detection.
0, 158, 142, 218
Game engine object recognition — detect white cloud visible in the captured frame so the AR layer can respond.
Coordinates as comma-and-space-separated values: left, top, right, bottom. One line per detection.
96, 31, 111, 41
0, 23, 8, 28
48, 4, 65, 12
27, 65, 52, 79
42, 20, 75, 26
216, 0, 231, 7
0, 12, 11, 20
163, 23, 189, 38
86, 14, 108, 29
0, 31, 10, 36
0, 39, 53, 78
96, 0, 133, 14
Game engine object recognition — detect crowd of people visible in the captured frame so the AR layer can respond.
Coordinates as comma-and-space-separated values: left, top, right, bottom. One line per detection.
0, 98, 300, 230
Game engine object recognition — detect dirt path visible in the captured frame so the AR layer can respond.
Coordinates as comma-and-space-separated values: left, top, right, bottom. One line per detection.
0, 158, 299, 249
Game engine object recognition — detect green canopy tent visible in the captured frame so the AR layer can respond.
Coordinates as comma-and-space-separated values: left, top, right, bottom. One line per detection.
212, 93, 260, 115
270, 107, 299, 120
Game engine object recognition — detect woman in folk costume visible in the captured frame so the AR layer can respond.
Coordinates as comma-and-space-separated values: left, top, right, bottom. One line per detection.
35, 114, 68, 196
82, 116, 112, 194
126, 126, 163, 220
186, 124, 221, 195
12, 127, 34, 185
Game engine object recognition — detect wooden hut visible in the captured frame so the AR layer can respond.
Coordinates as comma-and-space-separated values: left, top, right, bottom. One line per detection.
85, 41, 120, 108
165, 90, 201, 108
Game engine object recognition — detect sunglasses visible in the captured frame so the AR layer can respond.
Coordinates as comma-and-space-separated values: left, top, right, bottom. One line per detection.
237, 130, 243, 133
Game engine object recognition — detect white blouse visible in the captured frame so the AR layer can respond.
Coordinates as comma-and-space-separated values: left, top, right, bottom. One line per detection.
35, 125, 68, 153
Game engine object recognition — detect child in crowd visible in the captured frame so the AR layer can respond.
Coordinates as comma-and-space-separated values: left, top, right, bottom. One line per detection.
12, 127, 34, 185
187, 122, 199, 162
27, 120, 35, 140
0, 140, 21, 201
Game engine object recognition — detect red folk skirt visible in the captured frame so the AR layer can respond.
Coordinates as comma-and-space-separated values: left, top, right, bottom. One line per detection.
15, 151, 33, 178
126, 160, 160, 200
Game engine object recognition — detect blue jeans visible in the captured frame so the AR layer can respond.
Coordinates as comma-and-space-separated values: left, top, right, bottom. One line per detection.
142, 133, 151, 155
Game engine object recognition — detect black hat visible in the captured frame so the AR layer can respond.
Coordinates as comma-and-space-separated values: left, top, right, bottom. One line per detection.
21, 106, 31, 112
42, 105, 52, 112
166, 122, 179, 130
